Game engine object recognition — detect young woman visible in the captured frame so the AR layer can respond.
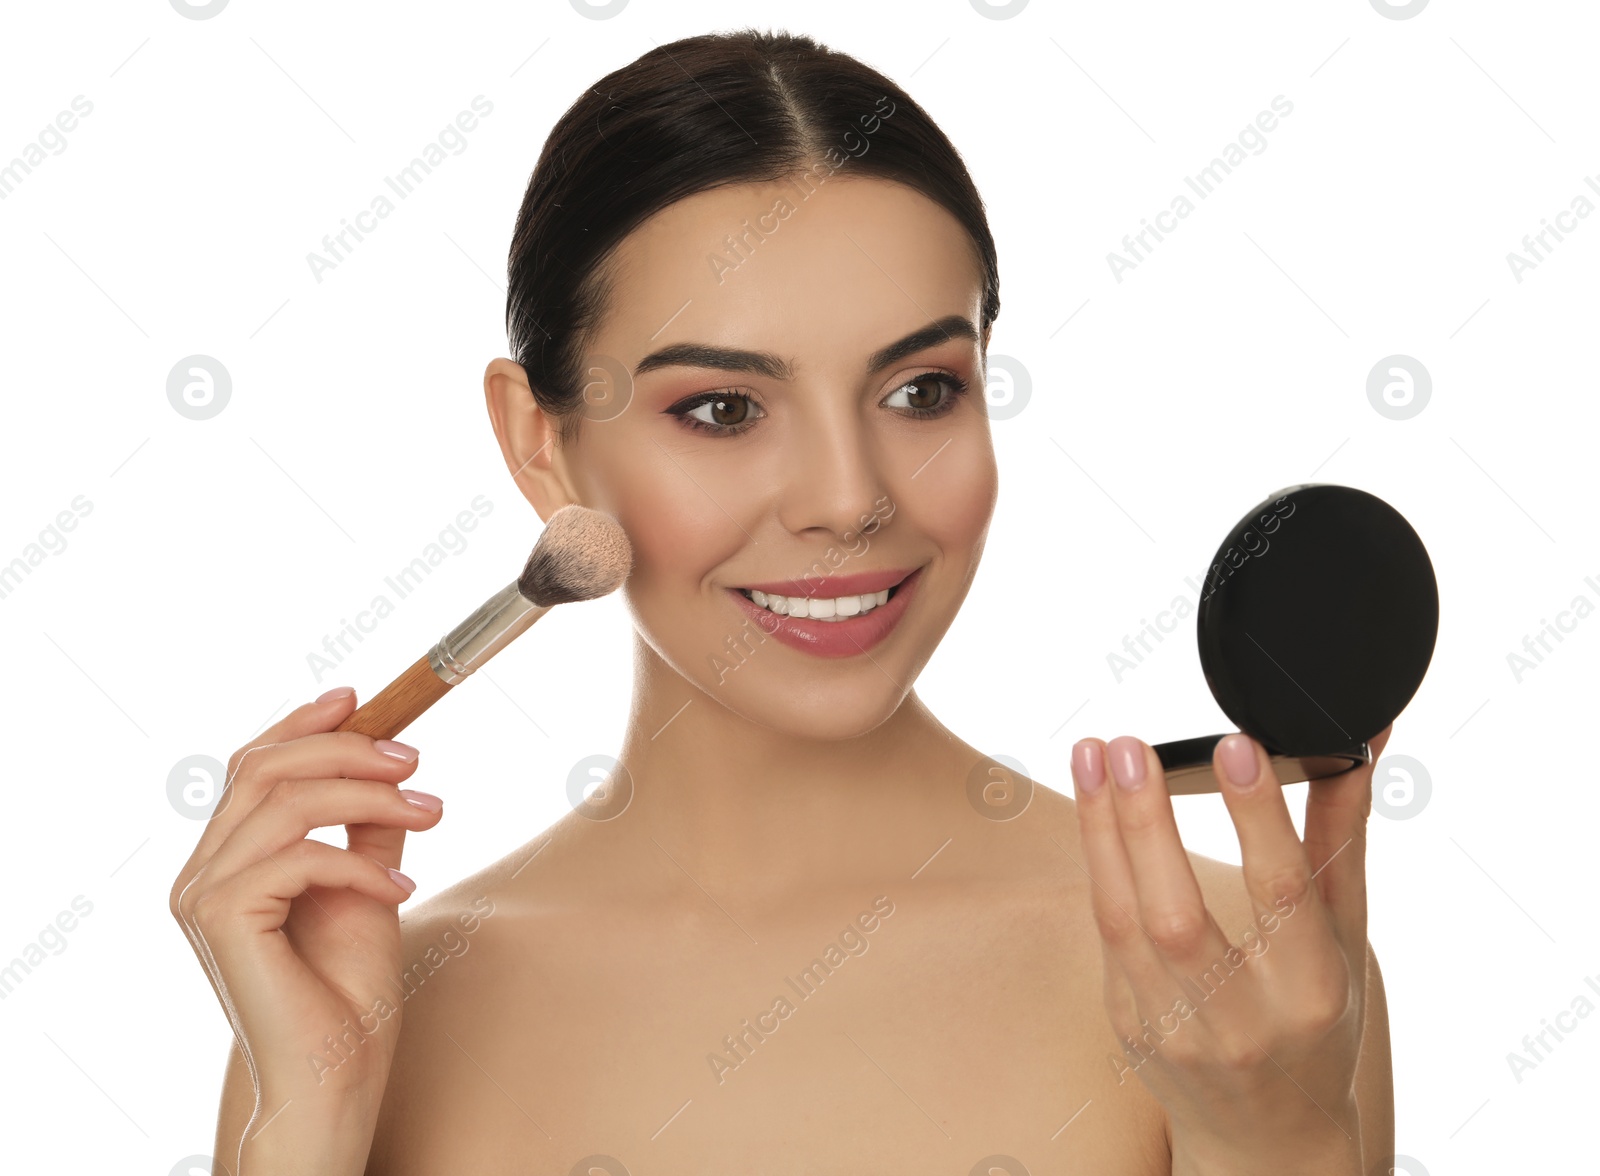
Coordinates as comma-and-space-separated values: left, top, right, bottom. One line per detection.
171, 28, 1393, 1175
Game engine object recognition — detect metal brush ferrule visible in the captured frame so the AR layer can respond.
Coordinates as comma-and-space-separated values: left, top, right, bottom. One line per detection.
428, 581, 552, 684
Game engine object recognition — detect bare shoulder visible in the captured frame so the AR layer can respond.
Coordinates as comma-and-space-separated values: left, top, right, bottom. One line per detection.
396, 807, 589, 937
395, 884, 502, 961
369, 837, 565, 1174
384, 865, 511, 1054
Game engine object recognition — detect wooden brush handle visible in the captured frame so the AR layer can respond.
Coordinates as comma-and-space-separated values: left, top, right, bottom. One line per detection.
335, 653, 453, 740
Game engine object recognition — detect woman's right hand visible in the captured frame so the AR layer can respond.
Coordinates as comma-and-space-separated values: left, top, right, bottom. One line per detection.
169, 687, 444, 1122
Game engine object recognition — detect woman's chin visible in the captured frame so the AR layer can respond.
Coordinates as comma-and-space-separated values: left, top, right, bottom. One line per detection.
710, 685, 907, 743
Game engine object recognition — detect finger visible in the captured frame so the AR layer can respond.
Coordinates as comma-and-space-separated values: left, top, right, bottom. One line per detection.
171, 728, 421, 966
1103, 736, 1233, 974
171, 691, 363, 928
193, 840, 413, 1008
171, 688, 365, 911
198, 731, 421, 861
197, 778, 442, 889
1070, 738, 1180, 1003
343, 753, 425, 869
1302, 722, 1390, 947
229, 730, 424, 871
1215, 733, 1339, 971
227, 686, 361, 780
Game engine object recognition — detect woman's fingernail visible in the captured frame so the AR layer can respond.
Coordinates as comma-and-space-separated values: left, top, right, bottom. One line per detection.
374, 739, 419, 762
400, 789, 442, 811
1108, 736, 1146, 791
387, 868, 417, 893
317, 686, 354, 703
1220, 734, 1258, 789
1070, 740, 1105, 795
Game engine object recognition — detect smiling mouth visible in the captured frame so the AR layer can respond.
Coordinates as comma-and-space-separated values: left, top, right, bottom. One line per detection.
735, 575, 909, 622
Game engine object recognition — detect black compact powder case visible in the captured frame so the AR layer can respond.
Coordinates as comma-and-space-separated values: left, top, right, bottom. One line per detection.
1152, 483, 1439, 795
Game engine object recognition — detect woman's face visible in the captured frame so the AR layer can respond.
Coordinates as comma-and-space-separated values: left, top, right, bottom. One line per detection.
527, 175, 998, 741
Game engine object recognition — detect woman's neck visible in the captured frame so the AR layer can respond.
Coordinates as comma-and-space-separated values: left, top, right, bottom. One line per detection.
601, 632, 977, 910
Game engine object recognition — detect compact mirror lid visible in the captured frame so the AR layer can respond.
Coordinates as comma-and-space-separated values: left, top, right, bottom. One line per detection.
1195, 482, 1438, 755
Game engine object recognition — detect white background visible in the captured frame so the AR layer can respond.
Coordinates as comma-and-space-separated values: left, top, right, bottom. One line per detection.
1, 1, 1593, 1172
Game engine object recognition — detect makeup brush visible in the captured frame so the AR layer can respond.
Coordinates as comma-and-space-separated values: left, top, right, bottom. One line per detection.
334, 504, 633, 740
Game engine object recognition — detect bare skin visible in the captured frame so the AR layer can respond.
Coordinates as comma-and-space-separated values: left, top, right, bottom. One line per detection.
370, 765, 1170, 1173
364, 760, 1390, 1173
197, 173, 1392, 1173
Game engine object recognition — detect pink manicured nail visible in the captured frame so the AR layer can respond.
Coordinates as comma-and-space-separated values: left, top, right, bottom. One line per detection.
400, 789, 442, 811
387, 868, 416, 893
1220, 734, 1258, 789
374, 739, 419, 762
317, 686, 354, 703
1108, 736, 1146, 790
1071, 740, 1105, 795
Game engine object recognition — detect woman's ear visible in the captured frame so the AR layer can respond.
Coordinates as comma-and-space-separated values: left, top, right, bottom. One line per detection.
484, 356, 578, 521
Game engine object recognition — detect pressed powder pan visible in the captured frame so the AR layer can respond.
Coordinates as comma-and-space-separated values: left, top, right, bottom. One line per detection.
1153, 483, 1438, 795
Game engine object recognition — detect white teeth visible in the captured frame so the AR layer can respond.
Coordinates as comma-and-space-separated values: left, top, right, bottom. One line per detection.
741, 586, 894, 621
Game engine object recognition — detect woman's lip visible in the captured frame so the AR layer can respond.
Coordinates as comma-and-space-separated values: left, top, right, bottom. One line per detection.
734, 567, 916, 598
724, 567, 923, 659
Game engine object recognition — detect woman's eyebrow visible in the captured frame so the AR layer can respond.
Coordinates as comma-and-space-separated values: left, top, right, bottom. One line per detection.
631, 314, 978, 380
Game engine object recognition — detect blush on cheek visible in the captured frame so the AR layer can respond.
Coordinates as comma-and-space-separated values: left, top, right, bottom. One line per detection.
611, 471, 751, 591
906, 438, 997, 550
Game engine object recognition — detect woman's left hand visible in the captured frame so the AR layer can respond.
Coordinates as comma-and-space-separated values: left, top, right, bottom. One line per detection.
1069, 724, 1392, 1175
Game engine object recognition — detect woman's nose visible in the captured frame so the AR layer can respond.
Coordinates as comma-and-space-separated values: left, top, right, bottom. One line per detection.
774, 411, 891, 542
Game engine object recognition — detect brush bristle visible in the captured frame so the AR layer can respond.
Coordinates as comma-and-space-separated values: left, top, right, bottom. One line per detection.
517, 505, 633, 606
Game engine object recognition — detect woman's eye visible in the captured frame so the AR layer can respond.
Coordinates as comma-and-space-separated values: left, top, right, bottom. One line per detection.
668, 373, 968, 434
671, 391, 765, 433
883, 372, 968, 415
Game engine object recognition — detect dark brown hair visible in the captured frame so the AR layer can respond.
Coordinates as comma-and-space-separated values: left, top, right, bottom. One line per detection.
505, 26, 1000, 442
